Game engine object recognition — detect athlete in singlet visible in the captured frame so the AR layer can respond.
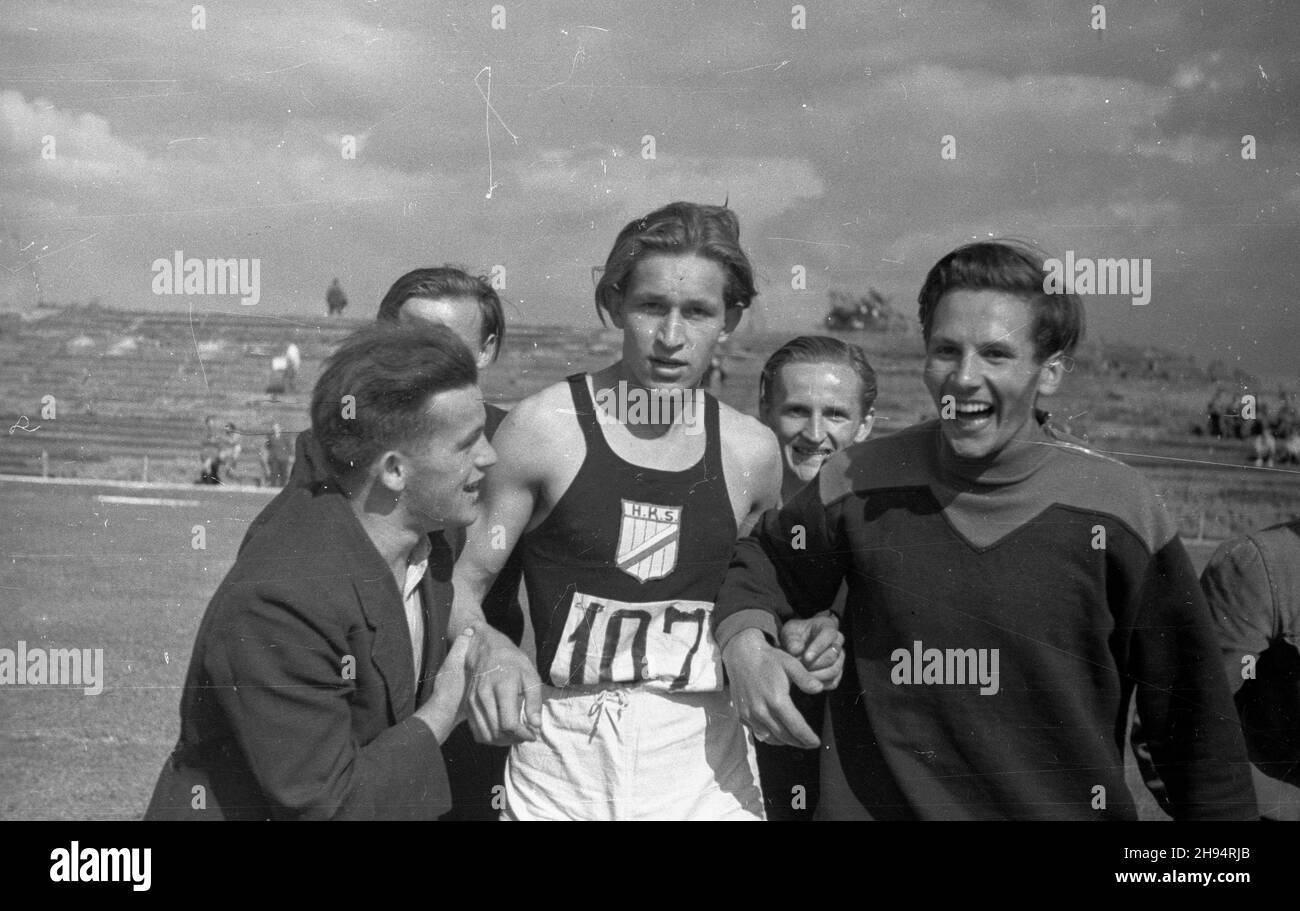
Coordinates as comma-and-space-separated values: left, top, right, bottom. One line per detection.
448, 202, 839, 819
507, 374, 758, 818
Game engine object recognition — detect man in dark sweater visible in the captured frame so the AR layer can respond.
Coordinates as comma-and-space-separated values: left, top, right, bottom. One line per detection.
753, 335, 877, 820
713, 240, 1257, 820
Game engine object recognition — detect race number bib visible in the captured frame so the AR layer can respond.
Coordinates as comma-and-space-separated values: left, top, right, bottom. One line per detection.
549, 592, 723, 692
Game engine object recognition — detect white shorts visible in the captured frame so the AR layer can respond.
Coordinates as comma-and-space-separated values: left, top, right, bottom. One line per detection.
503, 685, 765, 821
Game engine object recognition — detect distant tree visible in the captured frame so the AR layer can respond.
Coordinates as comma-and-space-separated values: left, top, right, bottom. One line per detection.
326, 278, 348, 316
824, 287, 906, 332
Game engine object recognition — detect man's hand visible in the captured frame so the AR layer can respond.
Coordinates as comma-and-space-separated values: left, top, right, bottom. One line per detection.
722, 627, 823, 750
464, 623, 543, 746
415, 627, 476, 744
779, 610, 845, 690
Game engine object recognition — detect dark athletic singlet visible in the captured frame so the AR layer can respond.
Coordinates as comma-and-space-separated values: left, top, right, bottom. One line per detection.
519, 373, 738, 693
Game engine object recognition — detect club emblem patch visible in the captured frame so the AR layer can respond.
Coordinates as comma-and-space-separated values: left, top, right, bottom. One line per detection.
615, 500, 682, 582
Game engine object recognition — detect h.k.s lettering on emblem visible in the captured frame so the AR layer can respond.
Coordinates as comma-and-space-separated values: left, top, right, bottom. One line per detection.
616, 500, 681, 582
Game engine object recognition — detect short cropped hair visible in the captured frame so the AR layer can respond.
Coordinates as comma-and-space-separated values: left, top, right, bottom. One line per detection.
376, 266, 505, 362
311, 322, 477, 476
759, 335, 879, 414
917, 240, 1084, 361
594, 201, 758, 325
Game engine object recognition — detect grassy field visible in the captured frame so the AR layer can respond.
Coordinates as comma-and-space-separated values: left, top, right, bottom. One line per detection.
0, 479, 272, 820
0, 475, 1225, 820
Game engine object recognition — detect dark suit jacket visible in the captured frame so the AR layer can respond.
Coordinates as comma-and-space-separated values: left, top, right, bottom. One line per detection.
146, 472, 456, 820
234, 415, 524, 821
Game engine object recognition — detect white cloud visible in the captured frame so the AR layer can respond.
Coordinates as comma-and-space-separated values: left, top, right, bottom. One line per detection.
0, 89, 150, 184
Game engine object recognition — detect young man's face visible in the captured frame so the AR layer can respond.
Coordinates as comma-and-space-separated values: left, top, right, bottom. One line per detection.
397, 385, 496, 532
610, 253, 741, 391
923, 289, 1063, 461
762, 361, 872, 490
399, 296, 495, 368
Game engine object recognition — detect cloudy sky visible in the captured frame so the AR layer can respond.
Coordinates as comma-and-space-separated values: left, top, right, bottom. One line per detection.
2, 0, 1297, 374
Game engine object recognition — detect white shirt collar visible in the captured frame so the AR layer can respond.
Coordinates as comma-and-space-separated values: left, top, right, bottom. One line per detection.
403, 535, 432, 601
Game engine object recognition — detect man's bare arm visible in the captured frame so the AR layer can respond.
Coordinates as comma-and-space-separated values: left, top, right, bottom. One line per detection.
450, 397, 552, 745
722, 411, 783, 537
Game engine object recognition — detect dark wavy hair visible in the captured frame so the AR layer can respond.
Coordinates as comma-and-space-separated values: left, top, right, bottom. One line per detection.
311, 322, 477, 476
917, 239, 1084, 361
594, 201, 758, 325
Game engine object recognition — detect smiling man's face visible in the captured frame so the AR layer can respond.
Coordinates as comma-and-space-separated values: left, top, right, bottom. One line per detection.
923, 288, 1063, 461
763, 360, 872, 494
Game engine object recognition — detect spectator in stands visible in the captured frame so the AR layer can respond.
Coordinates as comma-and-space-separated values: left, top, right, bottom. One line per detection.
1270, 392, 1298, 465
219, 422, 242, 483
1277, 413, 1300, 466
1206, 386, 1229, 438
198, 415, 222, 485
266, 356, 289, 400
81, 368, 96, 416
326, 278, 348, 316
1225, 391, 1249, 440
1249, 401, 1275, 468
284, 342, 301, 391
265, 422, 292, 487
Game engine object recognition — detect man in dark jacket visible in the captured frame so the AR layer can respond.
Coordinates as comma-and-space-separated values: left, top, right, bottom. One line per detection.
241, 266, 524, 820
145, 323, 495, 819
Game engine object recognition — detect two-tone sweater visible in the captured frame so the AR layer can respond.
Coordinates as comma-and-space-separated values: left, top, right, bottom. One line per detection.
713, 419, 1256, 820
